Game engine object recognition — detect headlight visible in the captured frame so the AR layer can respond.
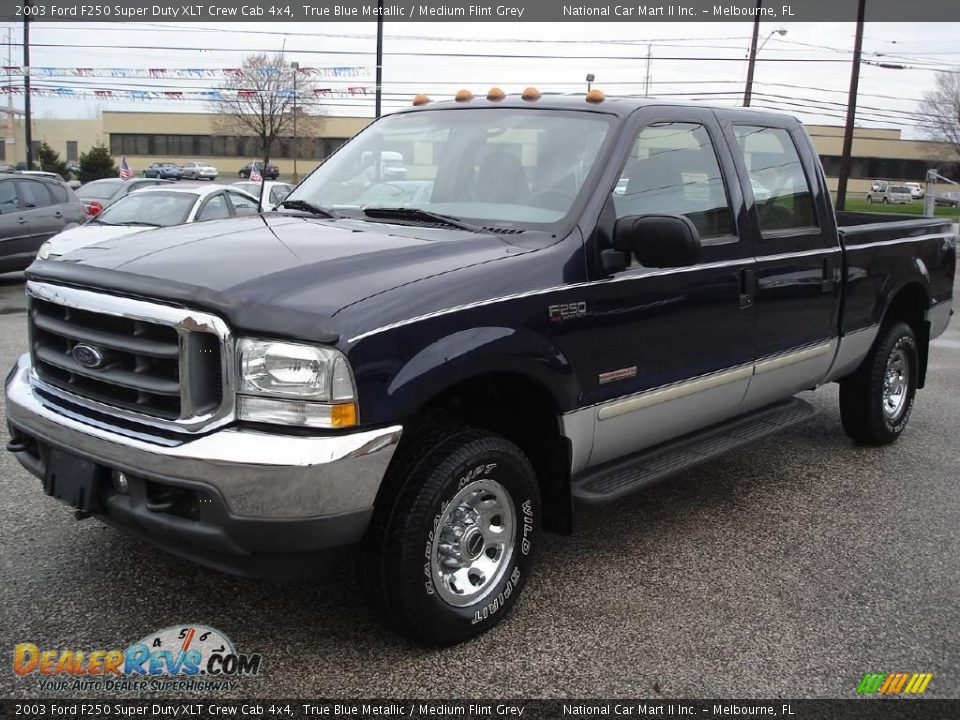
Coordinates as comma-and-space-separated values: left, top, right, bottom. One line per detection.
38, 242, 52, 260
236, 339, 357, 428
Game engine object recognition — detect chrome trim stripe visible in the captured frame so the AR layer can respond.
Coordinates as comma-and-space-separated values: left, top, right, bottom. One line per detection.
842, 232, 954, 251
349, 258, 753, 343
26, 281, 235, 435
597, 364, 753, 421
754, 342, 832, 375
756, 247, 840, 263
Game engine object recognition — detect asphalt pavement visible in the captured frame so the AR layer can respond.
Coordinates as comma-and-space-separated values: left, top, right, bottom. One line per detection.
1, 267, 958, 700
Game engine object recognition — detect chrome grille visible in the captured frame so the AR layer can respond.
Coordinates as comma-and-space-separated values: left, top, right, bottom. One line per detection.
26, 281, 234, 432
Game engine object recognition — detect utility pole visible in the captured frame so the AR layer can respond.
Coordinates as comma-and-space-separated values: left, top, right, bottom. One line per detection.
23, 9, 33, 170
743, 0, 762, 107
836, 0, 866, 212
644, 44, 652, 97
291, 60, 299, 182
375, 0, 384, 118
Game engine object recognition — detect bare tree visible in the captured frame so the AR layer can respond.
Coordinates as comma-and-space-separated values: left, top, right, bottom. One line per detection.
206, 53, 324, 166
919, 71, 960, 161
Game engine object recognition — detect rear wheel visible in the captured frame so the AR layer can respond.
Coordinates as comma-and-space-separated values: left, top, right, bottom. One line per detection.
359, 428, 540, 646
839, 322, 918, 445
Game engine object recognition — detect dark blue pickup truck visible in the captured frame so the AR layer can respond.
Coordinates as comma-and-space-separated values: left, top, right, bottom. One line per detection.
5, 93, 955, 645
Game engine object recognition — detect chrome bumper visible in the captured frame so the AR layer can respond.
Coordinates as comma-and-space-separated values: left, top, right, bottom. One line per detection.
4, 353, 401, 520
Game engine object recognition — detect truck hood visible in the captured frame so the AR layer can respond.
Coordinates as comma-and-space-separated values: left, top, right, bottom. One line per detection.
47, 223, 154, 258
26, 213, 537, 344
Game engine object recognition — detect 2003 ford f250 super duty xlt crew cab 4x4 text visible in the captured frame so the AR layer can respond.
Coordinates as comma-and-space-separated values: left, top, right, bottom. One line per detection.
5, 91, 955, 645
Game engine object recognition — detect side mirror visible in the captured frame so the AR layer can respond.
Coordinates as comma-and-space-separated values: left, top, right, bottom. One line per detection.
613, 214, 701, 268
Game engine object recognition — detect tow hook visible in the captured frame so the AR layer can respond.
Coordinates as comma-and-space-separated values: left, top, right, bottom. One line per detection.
5, 437, 35, 453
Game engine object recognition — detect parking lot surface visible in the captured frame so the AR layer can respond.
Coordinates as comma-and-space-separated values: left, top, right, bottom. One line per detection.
1, 268, 958, 699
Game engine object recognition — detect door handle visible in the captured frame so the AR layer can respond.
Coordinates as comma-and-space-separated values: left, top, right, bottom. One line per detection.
822, 257, 836, 292
54, 211, 62, 218
17, 218, 27, 225
739, 268, 756, 309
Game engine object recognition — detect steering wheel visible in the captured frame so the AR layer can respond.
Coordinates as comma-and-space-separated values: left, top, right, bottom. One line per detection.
531, 189, 575, 211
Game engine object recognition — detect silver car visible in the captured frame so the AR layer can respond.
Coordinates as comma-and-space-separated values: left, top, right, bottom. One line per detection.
0, 173, 84, 272
181, 161, 218, 180
866, 184, 913, 205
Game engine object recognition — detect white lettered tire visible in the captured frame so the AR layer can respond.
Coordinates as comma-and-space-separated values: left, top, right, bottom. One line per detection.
359, 428, 540, 646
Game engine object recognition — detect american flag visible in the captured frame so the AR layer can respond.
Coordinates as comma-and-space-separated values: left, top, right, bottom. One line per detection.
119, 156, 133, 180
249, 162, 263, 183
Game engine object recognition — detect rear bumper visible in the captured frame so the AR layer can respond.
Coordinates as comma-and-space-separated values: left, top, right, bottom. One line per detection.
5, 353, 402, 577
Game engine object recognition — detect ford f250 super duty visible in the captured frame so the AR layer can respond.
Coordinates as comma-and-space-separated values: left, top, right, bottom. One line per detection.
4, 92, 955, 646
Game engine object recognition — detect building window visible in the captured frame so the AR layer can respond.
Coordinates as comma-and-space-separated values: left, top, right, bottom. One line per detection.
31, 141, 41, 159
818, 154, 960, 183
107, 132, 351, 160
66, 141, 78, 162
0, 142, 5, 162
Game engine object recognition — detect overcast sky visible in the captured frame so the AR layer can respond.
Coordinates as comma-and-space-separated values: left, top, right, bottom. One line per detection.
3, 21, 957, 139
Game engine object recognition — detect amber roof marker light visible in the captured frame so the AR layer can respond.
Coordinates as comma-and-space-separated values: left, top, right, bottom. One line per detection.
486, 87, 506, 101
585, 89, 606, 104
455, 89, 474, 102
521, 87, 541, 101
412, 94, 431, 106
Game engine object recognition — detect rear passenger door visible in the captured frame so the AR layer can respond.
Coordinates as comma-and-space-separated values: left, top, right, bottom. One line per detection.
585, 108, 757, 466
0, 179, 35, 270
719, 117, 842, 411
15, 179, 61, 245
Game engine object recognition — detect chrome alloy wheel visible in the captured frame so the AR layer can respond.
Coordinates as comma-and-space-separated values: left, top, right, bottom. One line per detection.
431, 478, 516, 608
882, 347, 909, 421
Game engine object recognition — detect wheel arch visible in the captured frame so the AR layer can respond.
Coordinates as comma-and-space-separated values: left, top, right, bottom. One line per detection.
878, 280, 931, 388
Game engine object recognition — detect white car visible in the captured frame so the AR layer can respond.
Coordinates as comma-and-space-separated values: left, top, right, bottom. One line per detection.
903, 182, 924, 199
232, 180, 294, 210
181, 161, 218, 180
38, 184, 259, 260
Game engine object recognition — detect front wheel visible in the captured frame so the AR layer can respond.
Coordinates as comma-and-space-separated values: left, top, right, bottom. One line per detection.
839, 322, 919, 445
359, 428, 540, 646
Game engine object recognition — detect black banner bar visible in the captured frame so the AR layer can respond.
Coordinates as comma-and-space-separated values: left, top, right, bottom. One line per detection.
1, 700, 955, 720
3, 0, 960, 23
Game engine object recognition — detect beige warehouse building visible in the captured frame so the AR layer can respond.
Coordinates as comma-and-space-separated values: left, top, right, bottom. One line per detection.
3, 110, 959, 195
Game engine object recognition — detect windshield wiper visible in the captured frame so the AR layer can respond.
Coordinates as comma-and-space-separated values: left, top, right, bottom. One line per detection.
277, 199, 340, 218
109, 221, 163, 227
362, 207, 483, 232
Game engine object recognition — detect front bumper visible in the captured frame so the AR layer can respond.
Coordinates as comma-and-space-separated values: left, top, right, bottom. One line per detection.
5, 353, 402, 577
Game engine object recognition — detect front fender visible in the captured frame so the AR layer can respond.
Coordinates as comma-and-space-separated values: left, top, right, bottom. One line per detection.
353, 325, 578, 425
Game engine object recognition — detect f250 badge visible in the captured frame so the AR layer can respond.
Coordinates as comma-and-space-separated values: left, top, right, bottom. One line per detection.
548, 301, 587, 323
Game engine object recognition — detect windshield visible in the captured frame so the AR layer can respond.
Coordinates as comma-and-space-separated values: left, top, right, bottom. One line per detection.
284, 108, 613, 226
94, 191, 196, 226
78, 180, 125, 200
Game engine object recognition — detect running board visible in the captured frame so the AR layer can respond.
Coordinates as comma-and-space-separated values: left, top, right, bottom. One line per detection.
571, 398, 817, 504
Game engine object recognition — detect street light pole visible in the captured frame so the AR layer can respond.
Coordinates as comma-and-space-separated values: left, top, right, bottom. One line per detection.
375, 0, 384, 118
836, 0, 866, 212
23, 7, 33, 170
291, 60, 299, 182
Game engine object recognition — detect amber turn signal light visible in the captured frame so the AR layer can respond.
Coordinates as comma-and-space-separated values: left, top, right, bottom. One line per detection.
412, 94, 431, 106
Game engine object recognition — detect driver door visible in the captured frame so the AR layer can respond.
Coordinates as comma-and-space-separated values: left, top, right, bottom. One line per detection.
584, 108, 757, 466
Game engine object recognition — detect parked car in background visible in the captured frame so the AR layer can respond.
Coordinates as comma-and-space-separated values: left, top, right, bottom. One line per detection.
232, 181, 294, 209
0, 172, 84, 272
239, 161, 279, 180
903, 182, 924, 199
181, 161, 218, 180
39, 184, 260, 260
143, 163, 183, 180
76, 177, 173, 216
353, 180, 434, 208
870, 179, 887, 193
866, 183, 913, 204
934, 191, 960, 207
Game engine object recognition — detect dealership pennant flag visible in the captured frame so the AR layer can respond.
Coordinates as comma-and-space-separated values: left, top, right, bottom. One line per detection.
119, 156, 133, 180
249, 163, 263, 182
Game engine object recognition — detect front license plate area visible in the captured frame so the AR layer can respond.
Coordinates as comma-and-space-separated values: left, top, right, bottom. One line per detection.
43, 448, 102, 513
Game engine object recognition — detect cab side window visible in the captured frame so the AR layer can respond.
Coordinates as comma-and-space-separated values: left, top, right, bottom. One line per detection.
227, 192, 259, 216
733, 125, 818, 233
614, 122, 734, 240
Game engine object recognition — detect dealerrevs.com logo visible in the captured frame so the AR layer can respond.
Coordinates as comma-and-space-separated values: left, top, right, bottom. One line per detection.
13, 625, 262, 692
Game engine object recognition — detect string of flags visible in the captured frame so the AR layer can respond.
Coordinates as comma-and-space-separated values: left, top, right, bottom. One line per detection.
0, 86, 373, 100
1, 65, 370, 79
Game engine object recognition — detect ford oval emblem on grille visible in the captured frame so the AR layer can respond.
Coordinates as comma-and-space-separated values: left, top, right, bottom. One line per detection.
72, 344, 105, 369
